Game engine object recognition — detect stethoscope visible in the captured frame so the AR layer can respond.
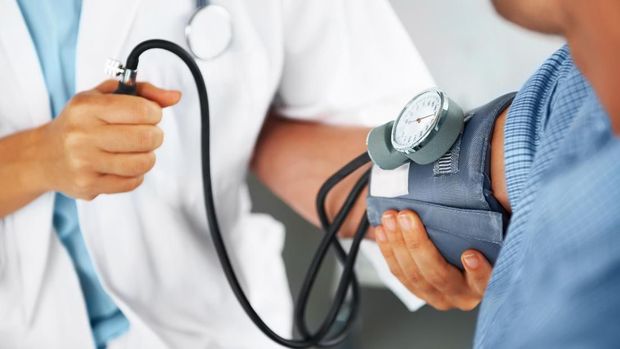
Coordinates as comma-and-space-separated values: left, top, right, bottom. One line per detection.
185, 0, 233, 60
113, 38, 368, 347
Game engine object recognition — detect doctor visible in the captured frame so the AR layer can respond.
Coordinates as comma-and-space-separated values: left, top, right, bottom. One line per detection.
0, 0, 437, 348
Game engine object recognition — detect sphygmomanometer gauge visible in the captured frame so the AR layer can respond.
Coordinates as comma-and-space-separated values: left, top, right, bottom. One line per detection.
367, 88, 465, 169
392, 90, 443, 153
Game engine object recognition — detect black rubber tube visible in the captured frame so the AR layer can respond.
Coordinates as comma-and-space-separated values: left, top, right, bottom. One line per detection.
294, 167, 370, 344
119, 39, 370, 348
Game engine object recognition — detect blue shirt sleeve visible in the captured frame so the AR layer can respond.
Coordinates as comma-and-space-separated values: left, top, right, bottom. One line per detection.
476, 46, 617, 347
505, 137, 620, 348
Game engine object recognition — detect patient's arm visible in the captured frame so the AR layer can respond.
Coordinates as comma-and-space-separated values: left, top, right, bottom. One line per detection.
375, 107, 510, 311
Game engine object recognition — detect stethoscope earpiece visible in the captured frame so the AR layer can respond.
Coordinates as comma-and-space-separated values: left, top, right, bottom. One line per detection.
185, 2, 233, 61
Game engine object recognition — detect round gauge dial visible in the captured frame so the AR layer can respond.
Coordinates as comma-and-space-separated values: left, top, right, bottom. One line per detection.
391, 90, 443, 152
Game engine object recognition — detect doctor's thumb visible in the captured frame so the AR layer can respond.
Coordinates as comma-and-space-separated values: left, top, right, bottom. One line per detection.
136, 82, 182, 108
462, 250, 493, 297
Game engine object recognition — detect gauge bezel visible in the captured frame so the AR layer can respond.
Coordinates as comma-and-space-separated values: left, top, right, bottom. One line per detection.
391, 88, 450, 154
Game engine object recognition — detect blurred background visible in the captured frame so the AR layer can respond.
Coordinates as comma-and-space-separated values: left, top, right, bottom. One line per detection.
249, 1, 562, 348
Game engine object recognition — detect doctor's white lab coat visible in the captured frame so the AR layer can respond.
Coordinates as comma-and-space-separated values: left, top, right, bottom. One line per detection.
0, 0, 434, 348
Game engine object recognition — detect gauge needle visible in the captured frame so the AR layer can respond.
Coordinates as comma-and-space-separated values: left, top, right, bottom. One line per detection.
416, 113, 434, 123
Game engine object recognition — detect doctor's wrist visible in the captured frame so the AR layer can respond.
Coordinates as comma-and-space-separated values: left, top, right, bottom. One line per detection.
28, 123, 58, 194
0, 124, 55, 217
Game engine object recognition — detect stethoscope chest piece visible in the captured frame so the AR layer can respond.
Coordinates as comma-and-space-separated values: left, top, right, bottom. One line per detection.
186, 4, 233, 61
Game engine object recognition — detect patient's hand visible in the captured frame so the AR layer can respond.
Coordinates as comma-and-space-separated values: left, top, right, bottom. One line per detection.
375, 210, 492, 311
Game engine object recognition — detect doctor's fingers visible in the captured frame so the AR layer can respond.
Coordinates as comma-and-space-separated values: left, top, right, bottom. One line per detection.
136, 82, 182, 108
396, 211, 482, 310
94, 80, 124, 93
396, 211, 471, 294
95, 80, 182, 108
95, 125, 164, 153
77, 174, 145, 200
461, 250, 493, 298
93, 152, 157, 178
69, 92, 163, 125
377, 215, 452, 310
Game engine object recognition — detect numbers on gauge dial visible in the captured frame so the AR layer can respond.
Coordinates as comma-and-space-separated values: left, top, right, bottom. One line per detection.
392, 91, 442, 151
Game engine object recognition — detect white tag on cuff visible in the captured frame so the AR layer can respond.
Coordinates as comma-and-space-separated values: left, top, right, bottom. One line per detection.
369, 163, 410, 198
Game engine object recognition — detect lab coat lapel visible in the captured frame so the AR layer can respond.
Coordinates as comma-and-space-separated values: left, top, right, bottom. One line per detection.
0, 0, 142, 325
0, 0, 56, 324
76, 0, 144, 90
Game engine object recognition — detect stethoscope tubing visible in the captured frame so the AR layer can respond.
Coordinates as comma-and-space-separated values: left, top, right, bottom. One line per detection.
117, 39, 368, 348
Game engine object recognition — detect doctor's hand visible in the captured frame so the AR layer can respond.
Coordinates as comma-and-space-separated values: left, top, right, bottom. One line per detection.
374, 210, 493, 311
39, 80, 181, 200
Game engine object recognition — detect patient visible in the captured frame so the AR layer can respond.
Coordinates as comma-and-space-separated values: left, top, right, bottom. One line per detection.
374, 0, 620, 346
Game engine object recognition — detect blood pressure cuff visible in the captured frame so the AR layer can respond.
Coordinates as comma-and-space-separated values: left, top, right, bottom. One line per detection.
366, 92, 516, 269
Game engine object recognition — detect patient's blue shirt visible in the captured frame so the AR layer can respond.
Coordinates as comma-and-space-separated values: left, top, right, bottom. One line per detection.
475, 46, 620, 347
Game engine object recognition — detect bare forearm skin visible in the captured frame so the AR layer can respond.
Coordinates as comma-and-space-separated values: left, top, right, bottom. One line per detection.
251, 114, 371, 237
0, 125, 50, 217
252, 107, 511, 236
